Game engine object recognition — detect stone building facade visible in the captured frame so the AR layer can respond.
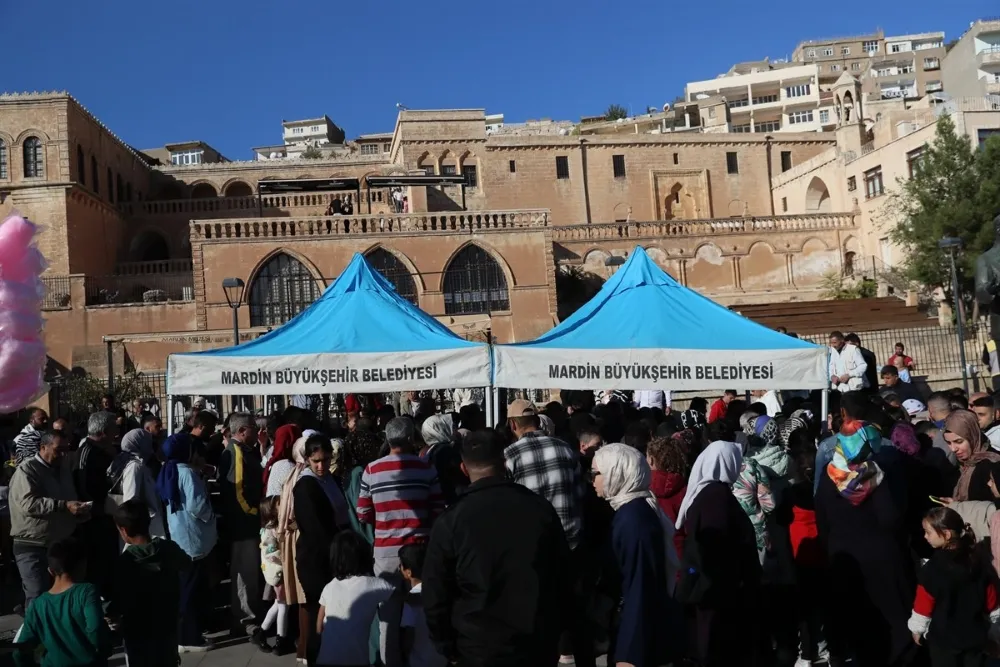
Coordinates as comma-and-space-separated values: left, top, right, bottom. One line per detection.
0, 90, 873, 382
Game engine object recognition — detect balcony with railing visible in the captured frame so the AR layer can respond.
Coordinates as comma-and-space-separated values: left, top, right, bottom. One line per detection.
551, 213, 857, 243
978, 45, 1000, 66
191, 209, 550, 242
118, 190, 381, 220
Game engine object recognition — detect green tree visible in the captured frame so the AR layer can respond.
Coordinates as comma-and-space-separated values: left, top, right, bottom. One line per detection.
301, 145, 324, 159
62, 369, 153, 418
604, 104, 628, 121
555, 266, 605, 320
885, 114, 1000, 295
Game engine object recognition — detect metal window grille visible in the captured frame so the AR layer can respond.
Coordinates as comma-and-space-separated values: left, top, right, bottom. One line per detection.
365, 248, 418, 305
612, 155, 626, 179
77, 145, 85, 185
249, 253, 321, 327
0, 140, 7, 179
555, 156, 570, 179
23, 137, 43, 178
443, 245, 510, 315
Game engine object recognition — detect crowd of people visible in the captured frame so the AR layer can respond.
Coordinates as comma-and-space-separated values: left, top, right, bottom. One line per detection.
3, 357, 1000, 666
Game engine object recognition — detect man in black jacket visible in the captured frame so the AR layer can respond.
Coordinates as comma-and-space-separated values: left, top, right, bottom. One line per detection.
423, 429, 572, 667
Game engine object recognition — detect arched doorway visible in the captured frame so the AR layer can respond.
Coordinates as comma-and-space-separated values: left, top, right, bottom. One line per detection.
190, 182, 218, 199
128, 231, 170, 262
805, 176, 832, 212
442, 245, 510, 314
224, 181, 253, 197
365, 248, 418, 305
248, 253, 321, 327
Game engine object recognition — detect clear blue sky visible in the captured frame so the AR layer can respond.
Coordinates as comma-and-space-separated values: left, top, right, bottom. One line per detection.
5, 0, 993, 160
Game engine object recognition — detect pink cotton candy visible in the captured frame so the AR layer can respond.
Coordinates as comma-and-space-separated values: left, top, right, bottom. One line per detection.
0, 215, 37, 253
0, 213, 47, 414
0, 247, 47, 283
0, 310, 43, 340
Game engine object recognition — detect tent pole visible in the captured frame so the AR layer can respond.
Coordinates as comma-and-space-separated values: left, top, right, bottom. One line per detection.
821, 389, 829, 429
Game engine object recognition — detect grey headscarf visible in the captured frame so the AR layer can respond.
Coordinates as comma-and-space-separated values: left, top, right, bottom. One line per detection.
538, 414, 556, 437
121, 428, 154, 462
421, 414, 454, 447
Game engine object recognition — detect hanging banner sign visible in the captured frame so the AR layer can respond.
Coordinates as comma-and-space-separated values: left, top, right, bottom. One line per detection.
168, 348, 490, 395
493, 346, 829, 391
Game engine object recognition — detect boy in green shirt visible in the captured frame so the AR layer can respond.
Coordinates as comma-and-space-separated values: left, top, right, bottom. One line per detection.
109, 499, 191, 667
14, 537, 112, 667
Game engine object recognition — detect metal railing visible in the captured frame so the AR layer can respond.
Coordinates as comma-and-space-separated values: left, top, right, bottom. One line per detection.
551, 213, 857, 242
41, 275, 72, 310
800, 321, 991, 380
191, 209, 549, 241
85, 274, 194, 306
115, 259, 193, 275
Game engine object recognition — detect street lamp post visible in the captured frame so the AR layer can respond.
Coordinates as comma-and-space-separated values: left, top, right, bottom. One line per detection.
938, 237, 969, 393
222, 277, 246, 346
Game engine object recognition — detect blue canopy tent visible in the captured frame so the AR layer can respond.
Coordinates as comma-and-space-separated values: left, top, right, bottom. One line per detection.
167, 253, 491, 395
494, 246, 828, 391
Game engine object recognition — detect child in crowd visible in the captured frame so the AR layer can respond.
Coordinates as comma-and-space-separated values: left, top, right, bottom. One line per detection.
317, 531, 397, 667
258, 496, 293, 655
894, 356, 913, 383
110, 499, 191, 667
398, 542, 447, 667
909, 507, 999, 666
14, 537, 112, 667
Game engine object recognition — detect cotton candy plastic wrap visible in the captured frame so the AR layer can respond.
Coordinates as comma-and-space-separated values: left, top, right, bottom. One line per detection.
0, 214, 48, 413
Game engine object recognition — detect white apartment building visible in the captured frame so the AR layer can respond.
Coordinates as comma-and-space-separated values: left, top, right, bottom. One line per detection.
252, 115, 347, 160
685, 64, 835, 133
867, 32, 946, 100
942, 19, 1000, 100
485, 113, 505, 134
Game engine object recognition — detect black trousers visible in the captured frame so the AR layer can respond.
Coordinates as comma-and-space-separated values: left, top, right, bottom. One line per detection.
178, 556, 210, 647
928, 644, 987, 667
557, 545, 597, 667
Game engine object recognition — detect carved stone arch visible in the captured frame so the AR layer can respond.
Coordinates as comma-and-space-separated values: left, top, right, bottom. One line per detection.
0, 130, 14, 146
127, 228, 171, 262
612, 202, 631, 221
742, 240, 787, 290
439, 150, 458, 175
14, 128, 51, 144
361, 243, 425, 291
363, 244, 422, 305
247, 247, 324, 287
439, 239, 516, 291
727, 199, 746, 217
440, 241, 513, 314
797, 236, 831, 252
189, 181, 218, 199
295, 174, 315, 180
381, 165, 408, 176
221, 178, 254, 196
247, 250, 325, 327
582, 248, 611, 270
805, 176, 832, 212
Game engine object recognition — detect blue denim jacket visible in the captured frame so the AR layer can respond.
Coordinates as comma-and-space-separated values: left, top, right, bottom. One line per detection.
814, 434, 837, 495
167, 464, 218, 559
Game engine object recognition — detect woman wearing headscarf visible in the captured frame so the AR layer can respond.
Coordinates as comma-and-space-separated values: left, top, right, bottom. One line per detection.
815, 417, 915, 667
293, 434, 351, 664
277, 435, 308, 664
945, 409, 1000, 502
157, 433, 217, 651
263, 424, 302, 498
109, 428, 165, 538
421, 413, 467, 505
675, 440, 761, 667
592, 443, 682, 667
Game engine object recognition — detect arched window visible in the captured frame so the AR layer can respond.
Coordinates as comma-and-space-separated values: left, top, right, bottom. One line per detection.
23, 137, 43, 178
128, 230, 170, 262
116, 173, 124, 202
0, 140, 7, 179
73, 145, 84, 186
249, 253, 321, 327
91, 155, 99, 192
443, 245, 509, 315
107, 167, 114, 202
365, 248, 417, 305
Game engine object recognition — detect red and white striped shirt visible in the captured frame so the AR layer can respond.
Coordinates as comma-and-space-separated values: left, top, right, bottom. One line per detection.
356, 453, 444, 560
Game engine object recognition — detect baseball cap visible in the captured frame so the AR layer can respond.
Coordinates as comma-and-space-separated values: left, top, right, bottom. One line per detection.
902, 399, 926, 417
506, 399, 537, 418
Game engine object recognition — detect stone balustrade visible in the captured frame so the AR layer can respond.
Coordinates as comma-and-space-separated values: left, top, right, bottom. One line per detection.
551, 213, 856, 242
119, 192, 367, 217
190, 209, 550, 241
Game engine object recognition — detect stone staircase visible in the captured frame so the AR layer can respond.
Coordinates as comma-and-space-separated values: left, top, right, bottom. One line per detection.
731, 297, 934, 335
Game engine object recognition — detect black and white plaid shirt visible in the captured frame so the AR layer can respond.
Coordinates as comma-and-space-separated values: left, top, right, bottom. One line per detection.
504, 430, 584, 549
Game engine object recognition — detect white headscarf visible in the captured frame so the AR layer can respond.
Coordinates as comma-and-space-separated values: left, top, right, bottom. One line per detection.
593, 443, 679, 593
675, 440, 743, 530
421, 414, 454, 448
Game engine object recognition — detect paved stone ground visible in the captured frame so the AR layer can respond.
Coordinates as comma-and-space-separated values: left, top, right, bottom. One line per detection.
0, 614, 609, 667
